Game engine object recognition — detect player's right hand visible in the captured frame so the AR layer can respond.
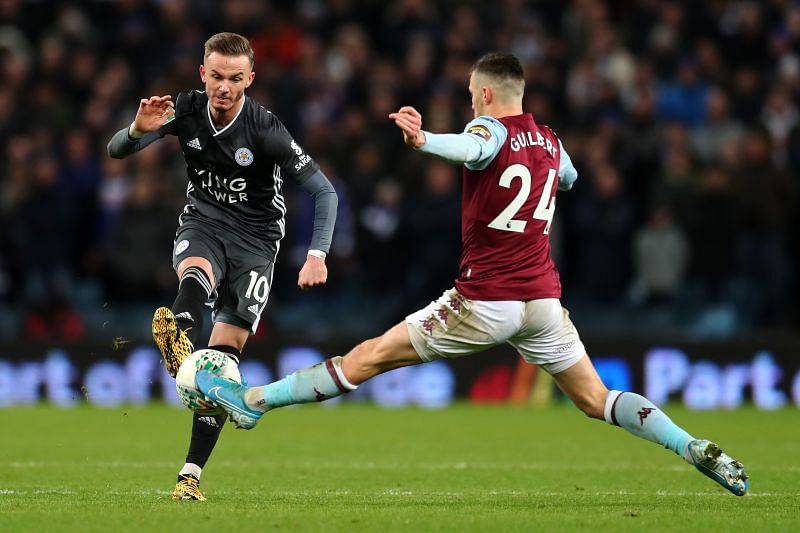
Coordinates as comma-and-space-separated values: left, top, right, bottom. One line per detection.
297, 255, 328, 290
132, 95, 175, 134
389, 106, 426, 148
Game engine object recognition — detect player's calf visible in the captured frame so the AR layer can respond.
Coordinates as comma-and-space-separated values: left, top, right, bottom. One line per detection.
566, 387, 608, 420
197, 356, 358, 429
252, 356, 357, 410
604, 390, 695, 462
171, 264, 213, 342
603, 391, 750, 495
341, 322, 424, 384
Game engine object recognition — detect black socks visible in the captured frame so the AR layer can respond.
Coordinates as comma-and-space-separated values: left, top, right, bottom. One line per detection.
172, 266, 213, 346
183, 345, 242, 473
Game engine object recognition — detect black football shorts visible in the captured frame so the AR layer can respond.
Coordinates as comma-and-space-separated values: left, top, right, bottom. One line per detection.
172, 221, 274, 333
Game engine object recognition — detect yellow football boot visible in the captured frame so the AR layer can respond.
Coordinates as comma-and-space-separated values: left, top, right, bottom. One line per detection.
152, 307, 194, 377
172, 474, 206, 501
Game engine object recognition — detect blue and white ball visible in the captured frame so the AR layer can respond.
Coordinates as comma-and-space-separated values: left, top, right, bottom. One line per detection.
175, 349, 242, 414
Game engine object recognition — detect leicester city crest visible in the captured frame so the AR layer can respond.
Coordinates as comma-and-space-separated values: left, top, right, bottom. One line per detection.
175, 239, 190, 255
235, 147, 254, 166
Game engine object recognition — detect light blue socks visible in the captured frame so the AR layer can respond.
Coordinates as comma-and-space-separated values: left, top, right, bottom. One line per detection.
604, 390, 694, 464
245, 356, 357, 412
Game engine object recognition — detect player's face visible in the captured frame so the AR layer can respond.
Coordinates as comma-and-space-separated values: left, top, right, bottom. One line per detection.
200, 52, 255, 113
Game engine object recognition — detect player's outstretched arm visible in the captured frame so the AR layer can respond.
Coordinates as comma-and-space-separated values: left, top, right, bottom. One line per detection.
107, 95, 176, 159
389, 106, 502, 168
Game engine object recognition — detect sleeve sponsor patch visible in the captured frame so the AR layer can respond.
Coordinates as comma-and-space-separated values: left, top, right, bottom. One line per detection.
467, 124, 492, 141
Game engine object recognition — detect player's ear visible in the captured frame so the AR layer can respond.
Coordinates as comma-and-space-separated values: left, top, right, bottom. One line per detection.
246, 70, 255, 88
482, 86, 492, 105
199, 64, 206, 83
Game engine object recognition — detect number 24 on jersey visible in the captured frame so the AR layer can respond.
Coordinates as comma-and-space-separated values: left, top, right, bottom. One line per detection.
488, 165, 556, 235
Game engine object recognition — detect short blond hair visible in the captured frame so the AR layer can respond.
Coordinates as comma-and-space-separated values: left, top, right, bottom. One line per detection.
204, 32, 254, 68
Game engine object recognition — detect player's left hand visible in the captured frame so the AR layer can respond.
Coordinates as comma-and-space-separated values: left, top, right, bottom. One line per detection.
298, 255, 327, 289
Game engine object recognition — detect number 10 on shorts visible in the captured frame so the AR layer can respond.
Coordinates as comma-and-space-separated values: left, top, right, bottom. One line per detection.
245, 270, 269, 303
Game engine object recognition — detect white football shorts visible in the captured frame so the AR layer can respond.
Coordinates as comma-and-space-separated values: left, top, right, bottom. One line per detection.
406, 288, 585, 374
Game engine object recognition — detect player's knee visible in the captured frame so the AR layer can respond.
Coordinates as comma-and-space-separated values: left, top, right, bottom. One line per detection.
177, 257, 215, 286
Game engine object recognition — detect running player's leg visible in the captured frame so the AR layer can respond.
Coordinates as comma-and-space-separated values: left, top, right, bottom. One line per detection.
187, 321, 248, 483
164, 257, 220, 499
163, 226, 226, 500
173, 257, 215, 345
202, 289, 519, 424
176, 246, 274, 497
511, 299, 748, 495
197, 321, 420, 428
175, 322, 246, 500
155, 225, 223, 377
510, 299, 695, 458
551, 355, 695, 460
551, 354, 749, 495
153, 256, 214, 377
241, 320, 422, 411
247, 288, 506, 410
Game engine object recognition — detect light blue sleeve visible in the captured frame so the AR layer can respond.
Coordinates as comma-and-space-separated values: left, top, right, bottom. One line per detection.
557, 138, 578, 191
417, 116, 507, 170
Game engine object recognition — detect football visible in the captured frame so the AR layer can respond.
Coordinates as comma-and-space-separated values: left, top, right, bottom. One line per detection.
175, 349, 242, 415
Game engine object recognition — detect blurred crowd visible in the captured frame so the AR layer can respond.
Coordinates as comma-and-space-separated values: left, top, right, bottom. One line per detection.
0, 0, 798, 343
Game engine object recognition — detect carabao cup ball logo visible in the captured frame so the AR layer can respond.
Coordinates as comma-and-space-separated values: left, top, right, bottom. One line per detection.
235, 147, 254, 166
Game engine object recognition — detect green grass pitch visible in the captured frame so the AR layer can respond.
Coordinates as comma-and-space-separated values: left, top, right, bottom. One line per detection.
0, 403, 797, 532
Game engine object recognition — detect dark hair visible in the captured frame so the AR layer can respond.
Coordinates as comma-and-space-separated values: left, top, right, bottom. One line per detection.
204, 32, 254, 68
471, 53, 524, 81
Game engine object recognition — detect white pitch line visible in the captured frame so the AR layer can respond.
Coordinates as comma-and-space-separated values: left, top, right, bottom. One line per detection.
106, 490, 172, 496
4, 460, 798, 473
0, 488, 784, 498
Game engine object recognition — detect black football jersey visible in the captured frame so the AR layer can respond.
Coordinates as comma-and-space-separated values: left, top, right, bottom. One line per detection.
157, 91, 319, 259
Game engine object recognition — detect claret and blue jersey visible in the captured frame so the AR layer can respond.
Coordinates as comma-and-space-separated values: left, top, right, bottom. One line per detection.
420, 114, 578, 302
